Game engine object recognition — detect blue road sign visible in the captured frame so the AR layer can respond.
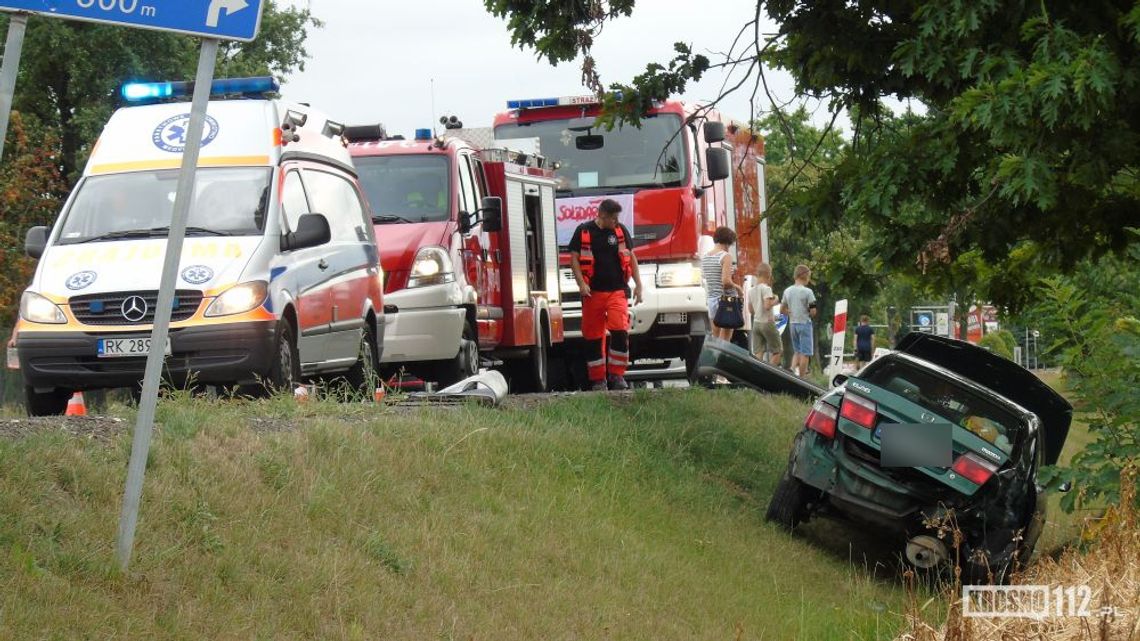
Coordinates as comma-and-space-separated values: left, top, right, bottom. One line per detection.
0, 0, 264, 42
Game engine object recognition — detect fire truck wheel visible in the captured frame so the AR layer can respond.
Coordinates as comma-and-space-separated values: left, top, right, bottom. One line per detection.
685, 335, 705, 383
508, 321, 549, 393
433, 322, 479, 387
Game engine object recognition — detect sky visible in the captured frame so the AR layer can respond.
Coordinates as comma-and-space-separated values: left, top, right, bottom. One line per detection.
277, 0, 822, 138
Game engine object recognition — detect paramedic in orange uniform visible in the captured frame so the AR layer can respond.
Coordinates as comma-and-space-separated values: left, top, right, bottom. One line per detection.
569, 199, 644, 391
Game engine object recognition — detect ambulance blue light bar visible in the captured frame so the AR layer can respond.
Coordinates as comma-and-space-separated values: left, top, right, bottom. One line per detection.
121, 76, 280, 102
414, 128, 433, 140
506, 94, 603, 109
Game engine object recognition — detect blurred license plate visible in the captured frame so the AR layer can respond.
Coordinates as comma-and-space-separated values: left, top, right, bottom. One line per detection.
660, 312, 686, 324
97, 336, 171, 358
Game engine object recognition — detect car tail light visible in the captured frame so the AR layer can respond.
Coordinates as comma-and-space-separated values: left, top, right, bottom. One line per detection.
804, 401, 839, 439
952, 452, 1000, 485
840, 393, 878, 429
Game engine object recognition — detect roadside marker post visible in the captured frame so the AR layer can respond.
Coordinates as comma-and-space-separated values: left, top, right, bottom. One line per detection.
0, 0, 266, 571
826, 299, 848, 381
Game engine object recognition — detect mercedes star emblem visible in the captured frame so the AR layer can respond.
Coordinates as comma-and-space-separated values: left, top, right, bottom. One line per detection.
121, 295, 148, 322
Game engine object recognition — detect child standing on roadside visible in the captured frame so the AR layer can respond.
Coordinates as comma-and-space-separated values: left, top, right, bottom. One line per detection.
749, 263, 782, 367
781, 264, 817, 378
854, 315, 875, 369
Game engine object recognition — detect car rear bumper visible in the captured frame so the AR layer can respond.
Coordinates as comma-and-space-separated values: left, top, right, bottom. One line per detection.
17, 321, 276, 391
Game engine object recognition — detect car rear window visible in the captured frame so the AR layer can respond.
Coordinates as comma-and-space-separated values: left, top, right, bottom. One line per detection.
860, 358, 1022, 454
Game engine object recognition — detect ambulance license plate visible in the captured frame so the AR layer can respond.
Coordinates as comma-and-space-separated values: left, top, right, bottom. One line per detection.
97, 336, 171, 358
660, 312, 686, 325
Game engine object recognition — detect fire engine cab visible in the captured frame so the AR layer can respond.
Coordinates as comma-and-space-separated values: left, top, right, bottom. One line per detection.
494, 96, 767, 384
347, 127, 563, 392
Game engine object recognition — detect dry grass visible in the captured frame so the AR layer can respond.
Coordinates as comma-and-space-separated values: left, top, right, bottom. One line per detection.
896, 470, 1139, 640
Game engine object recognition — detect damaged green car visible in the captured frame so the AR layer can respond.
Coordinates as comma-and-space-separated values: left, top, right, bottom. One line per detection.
767, 334, 1072, 583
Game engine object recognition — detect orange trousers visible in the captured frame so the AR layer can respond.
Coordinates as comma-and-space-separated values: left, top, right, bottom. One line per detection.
582, 290, 630, 382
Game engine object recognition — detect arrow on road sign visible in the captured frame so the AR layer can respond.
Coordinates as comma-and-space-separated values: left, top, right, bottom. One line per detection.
206, 0, 250, 27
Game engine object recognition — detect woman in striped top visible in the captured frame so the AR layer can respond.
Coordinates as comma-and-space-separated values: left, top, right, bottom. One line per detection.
702, 226, 742, 341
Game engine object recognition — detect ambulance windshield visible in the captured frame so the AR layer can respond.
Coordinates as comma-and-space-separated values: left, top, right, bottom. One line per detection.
355, 155, 451, 223
56, 168, 271, 244
494, 114, 687, 193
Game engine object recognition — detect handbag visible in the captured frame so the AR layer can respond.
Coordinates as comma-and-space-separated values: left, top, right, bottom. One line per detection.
714, 294, 745, 329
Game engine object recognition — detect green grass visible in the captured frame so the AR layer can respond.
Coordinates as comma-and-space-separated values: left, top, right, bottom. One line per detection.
0, 389, 910, 640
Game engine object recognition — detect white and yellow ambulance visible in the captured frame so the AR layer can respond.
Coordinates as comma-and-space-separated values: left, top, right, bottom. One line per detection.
16, 77, 385, 414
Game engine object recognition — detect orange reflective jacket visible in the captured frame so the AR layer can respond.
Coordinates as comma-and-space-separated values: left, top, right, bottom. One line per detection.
579, 225, 633, 282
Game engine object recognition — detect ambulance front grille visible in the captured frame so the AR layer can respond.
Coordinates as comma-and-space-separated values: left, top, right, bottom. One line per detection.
69, 290, 203, 326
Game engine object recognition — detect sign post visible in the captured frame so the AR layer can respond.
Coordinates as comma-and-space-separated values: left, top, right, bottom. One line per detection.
0, 12, 26, 163
0, 0, 265, 571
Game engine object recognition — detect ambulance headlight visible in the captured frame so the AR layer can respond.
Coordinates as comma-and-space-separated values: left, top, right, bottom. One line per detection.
21, 291, 66, 324
656, 261, 702, 288
408, 247, 455, 288
205, 281, 268, 317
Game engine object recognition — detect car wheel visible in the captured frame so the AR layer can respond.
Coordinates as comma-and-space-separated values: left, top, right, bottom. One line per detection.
343, 323, 379, 394
432, 322, 479, 388
765, 468, 813, 531
24, 386, 71, 417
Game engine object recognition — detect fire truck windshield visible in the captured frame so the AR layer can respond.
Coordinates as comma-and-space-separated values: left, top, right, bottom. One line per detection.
495, 114, 687, 193
355, 155, 452, 223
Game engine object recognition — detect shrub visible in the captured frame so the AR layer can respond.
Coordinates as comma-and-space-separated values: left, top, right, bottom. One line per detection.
1034, 232, 1140, 511
978, 332, 1013, 360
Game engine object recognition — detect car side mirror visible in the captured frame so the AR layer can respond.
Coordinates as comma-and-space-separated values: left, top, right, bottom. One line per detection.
282, 213, 331, 251
831, 374, 849, 388
705, 147, 730, 182
25, 226, 49, 259
703, 121, 726, 143
481, 196, 503, 233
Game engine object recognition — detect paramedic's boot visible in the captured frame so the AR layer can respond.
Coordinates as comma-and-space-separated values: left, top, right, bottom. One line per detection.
607, 375, 629, 391
590, 380, 609, 392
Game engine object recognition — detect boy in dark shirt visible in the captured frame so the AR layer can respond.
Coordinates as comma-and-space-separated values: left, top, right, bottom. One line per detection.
854, 314, 875, 369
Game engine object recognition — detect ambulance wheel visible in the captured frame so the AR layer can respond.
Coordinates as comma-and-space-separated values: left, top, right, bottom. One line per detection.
342, 324, 379, 395
24, 386, 71, 417
263, 321, 299, 395
433, 322, 479, 388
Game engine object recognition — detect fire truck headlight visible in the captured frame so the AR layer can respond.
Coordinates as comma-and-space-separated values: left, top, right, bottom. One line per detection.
656, 262, 702, 288
408, 246, 455, 288
20, 291, 66, 324
205, 281, 268, 317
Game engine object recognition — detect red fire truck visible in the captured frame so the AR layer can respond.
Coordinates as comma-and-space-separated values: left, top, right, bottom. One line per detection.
493, 97, 767, 383
346, 127, 564, 392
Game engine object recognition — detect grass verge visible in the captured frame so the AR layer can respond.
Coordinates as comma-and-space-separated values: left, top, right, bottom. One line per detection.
0, 389, 910, 640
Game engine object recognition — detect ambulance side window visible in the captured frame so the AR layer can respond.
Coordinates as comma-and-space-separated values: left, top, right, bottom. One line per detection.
280, 170, 310, 233
457, 154, 479, 216
303, 168, 368, 242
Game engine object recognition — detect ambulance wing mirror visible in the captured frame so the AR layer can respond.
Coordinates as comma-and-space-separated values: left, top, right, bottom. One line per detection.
703, 121, 726, 144
705, 147, 730, 182
282, 213, 331, 251
25, 226, 49, 259
480, 196, 503, 233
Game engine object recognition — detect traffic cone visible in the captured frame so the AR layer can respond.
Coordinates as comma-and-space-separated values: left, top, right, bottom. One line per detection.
373, 386, 386, 403
65, 392, 87, 417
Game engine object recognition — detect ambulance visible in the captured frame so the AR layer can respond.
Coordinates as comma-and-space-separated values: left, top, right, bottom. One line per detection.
16, 77, 385, 415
